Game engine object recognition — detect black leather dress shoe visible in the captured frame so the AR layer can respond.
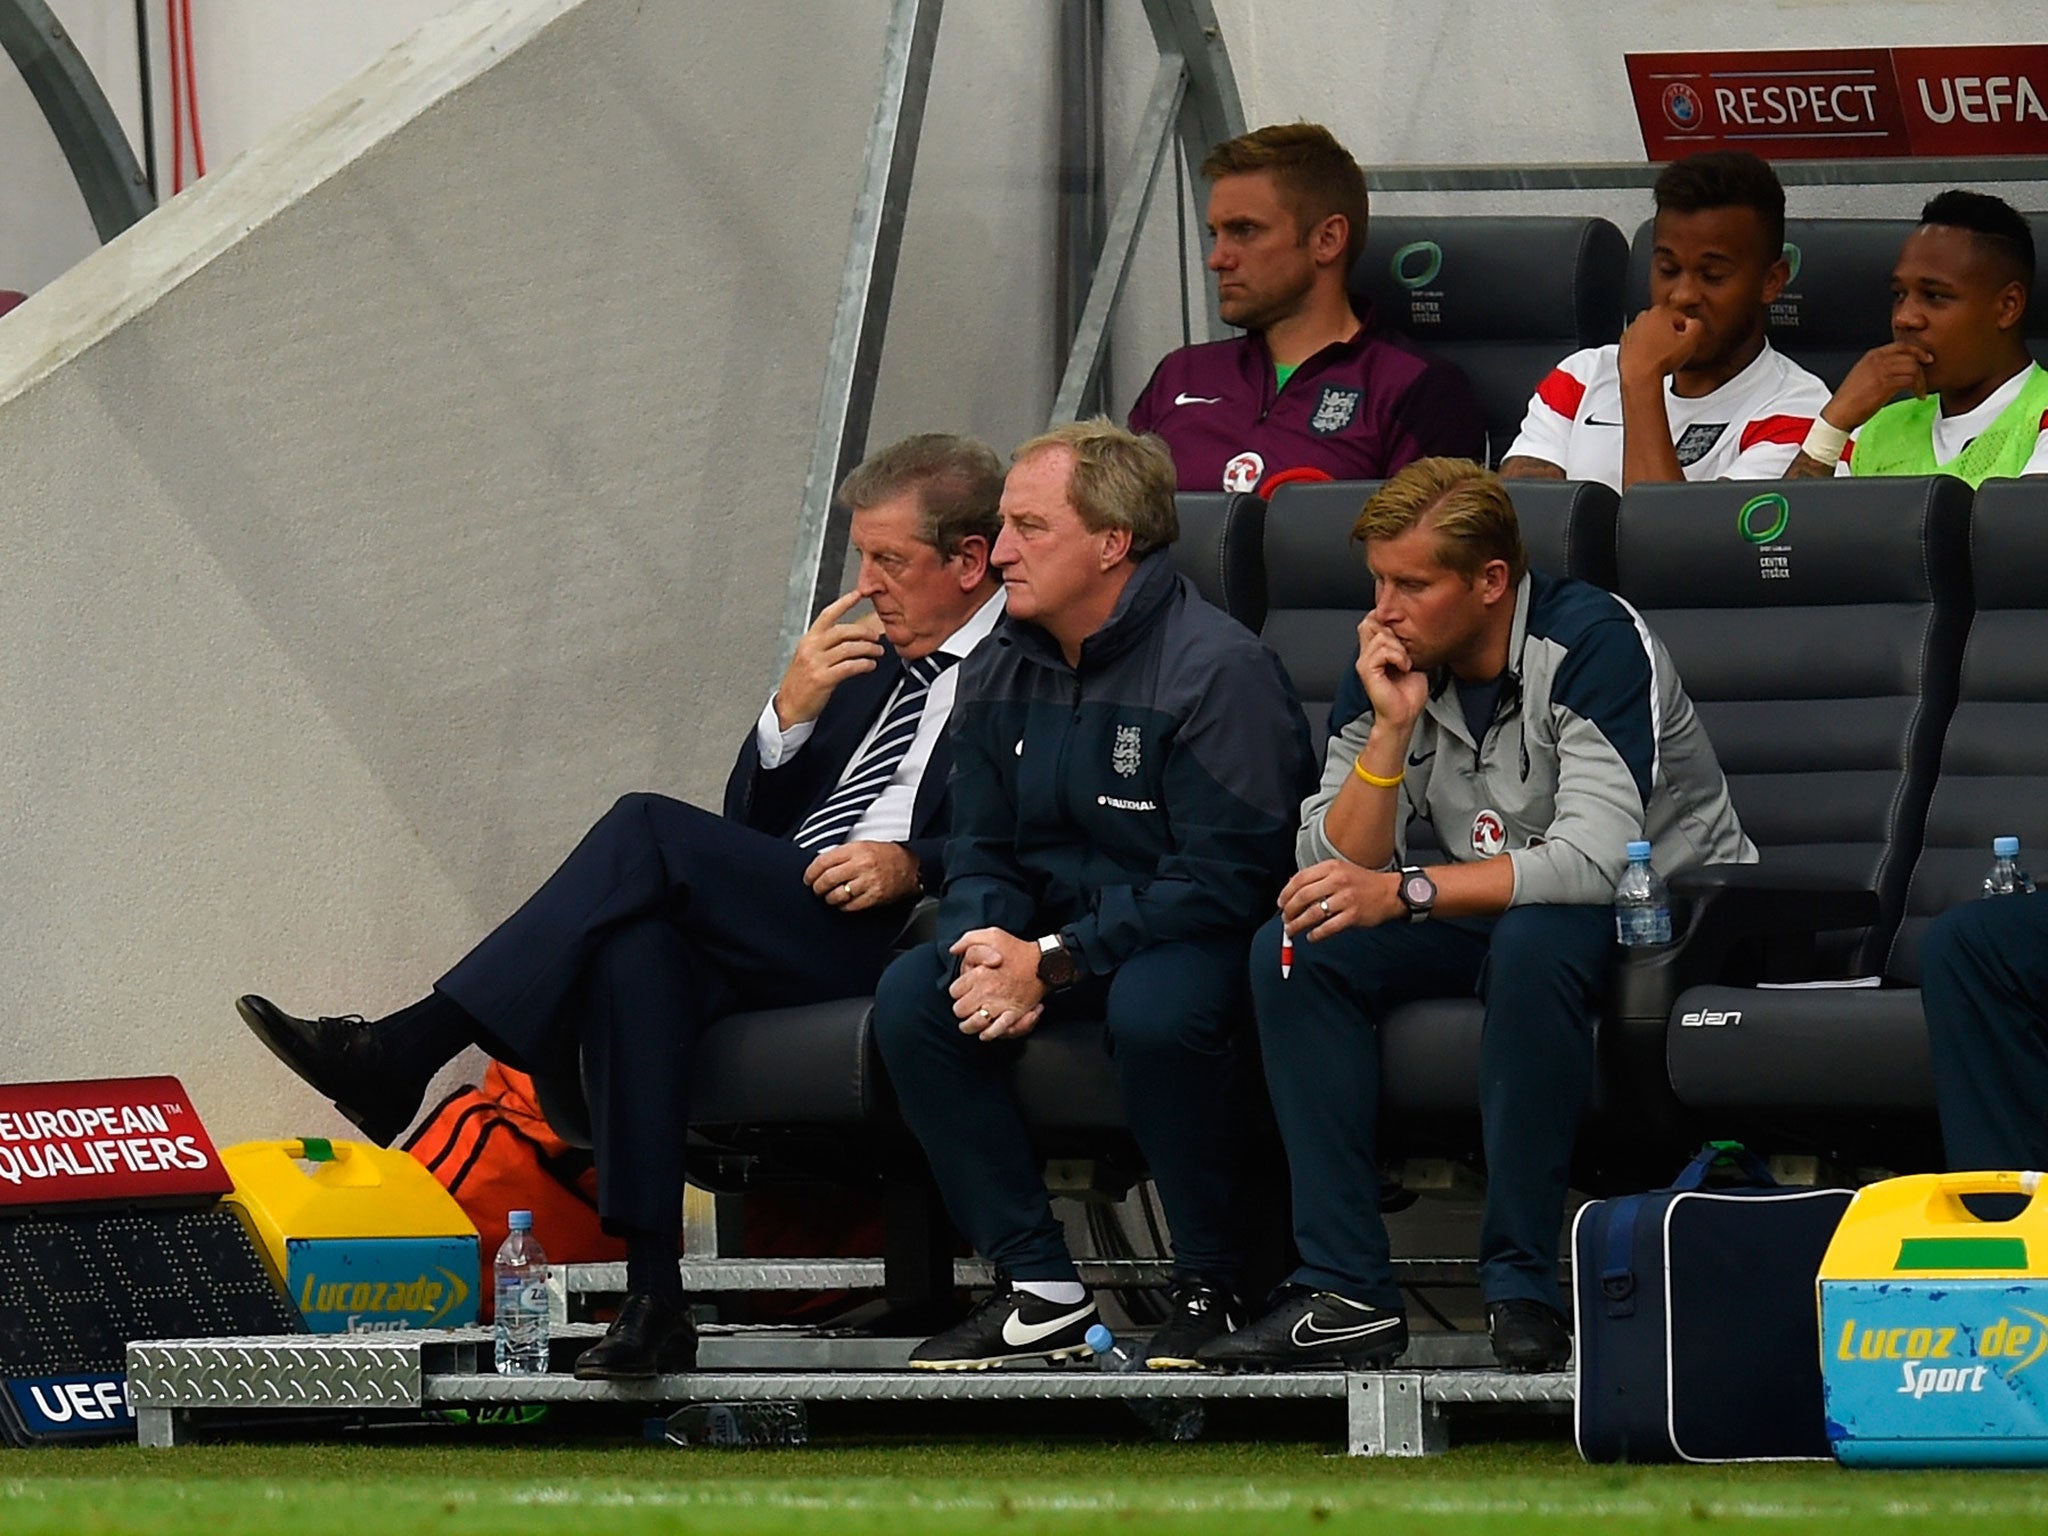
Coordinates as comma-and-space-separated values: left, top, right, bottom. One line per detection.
235, 994, 423, 1146
573, 1292, 699, 1380
1488, 1298, 1572, 1372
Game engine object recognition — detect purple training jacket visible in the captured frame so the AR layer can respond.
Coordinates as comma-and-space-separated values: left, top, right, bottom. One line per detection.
1129, 305, 1484, 494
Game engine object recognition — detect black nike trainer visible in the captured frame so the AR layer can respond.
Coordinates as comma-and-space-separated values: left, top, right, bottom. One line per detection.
1195, 1287, 1408, 1371
908, 1284, 1099, 1370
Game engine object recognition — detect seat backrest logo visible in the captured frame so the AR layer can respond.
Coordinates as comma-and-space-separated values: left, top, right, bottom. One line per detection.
1390, 240, 1443, 290
1739, 492, 1791, 545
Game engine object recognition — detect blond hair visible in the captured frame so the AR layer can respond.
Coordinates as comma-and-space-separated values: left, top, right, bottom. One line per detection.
1012, 419, 1179, 558
1353, 457, 1527, 584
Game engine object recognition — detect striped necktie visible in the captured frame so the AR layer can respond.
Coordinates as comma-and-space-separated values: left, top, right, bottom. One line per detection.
790, 651, 958, 852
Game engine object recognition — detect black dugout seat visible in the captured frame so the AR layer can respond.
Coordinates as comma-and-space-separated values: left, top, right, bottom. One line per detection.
1352, 216, 1629, 464
1616, 475, 1971, 978
1665, 482, 2048, 1143
1510, 478, 1621, 593
1169, 491, 1267, 632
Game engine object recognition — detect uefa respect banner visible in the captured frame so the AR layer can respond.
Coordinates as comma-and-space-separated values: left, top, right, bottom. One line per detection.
1628, 45, 2048, 160
0, 1076, 230, 1206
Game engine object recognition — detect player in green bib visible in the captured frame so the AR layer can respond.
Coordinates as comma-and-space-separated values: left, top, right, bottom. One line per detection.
1788, 191, 2047, 486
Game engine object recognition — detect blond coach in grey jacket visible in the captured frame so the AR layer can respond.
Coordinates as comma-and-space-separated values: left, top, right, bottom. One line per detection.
1206, 458, 1755, 1380
1298, 568, 1755, 899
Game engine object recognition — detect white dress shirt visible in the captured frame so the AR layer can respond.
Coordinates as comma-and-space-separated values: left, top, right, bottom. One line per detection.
752, 588, 1005, 844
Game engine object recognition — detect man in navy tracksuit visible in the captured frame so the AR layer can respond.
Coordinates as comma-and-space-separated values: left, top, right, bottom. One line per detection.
873, 420, 1314, 1371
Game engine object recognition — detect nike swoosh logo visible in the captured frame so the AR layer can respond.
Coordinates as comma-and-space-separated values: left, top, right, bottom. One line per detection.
1174, 392, 1223, 406
1582, 415, 1623, 427
1001, 1303, 1095, 1347
1291, 1312, 1402, 1347
1407, 750, 1434, 768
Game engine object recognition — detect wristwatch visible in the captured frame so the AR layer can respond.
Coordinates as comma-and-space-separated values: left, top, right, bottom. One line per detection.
1036, 933, 1081, 990
1397, 866, 1436, 924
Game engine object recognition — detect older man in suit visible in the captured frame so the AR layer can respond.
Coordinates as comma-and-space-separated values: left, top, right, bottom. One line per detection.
235, 433, 1005, 1379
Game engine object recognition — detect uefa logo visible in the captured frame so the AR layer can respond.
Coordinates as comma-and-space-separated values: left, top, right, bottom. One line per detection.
1662, 82, 1705, 132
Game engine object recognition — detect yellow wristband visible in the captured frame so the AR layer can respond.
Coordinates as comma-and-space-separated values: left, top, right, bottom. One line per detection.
1353, 757, 1404, 789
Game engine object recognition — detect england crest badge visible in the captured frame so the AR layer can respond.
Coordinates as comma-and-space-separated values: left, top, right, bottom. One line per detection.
1673, 421, 1729, 466
1310, 385, 1362, 436
1112, 724, 1143, 778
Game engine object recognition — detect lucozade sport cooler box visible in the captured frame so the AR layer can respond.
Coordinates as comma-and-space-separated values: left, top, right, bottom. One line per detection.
1820, 1171, 2048, 1466
221, 1138, 479, 1333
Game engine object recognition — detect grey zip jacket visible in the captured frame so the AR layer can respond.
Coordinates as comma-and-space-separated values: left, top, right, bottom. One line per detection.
1299, 570, 1756, 902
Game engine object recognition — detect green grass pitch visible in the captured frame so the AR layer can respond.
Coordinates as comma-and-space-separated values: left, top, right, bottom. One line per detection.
6, 1430, 2048, 1535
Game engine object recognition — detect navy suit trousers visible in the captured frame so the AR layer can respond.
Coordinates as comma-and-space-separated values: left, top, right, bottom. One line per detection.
1922, 890, 2048, 1172
438, 791, 904, 1233
1249, 904, 1612, 1312
872, 937, 1253, 1288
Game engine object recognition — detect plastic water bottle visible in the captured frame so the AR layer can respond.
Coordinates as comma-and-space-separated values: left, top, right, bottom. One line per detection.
1614, 839, 1673, 946
493, 1210, 550, 1376
653, 1402, 809, 1448
1085, 1323, 1204, 1442
1983, 836, 2037, 898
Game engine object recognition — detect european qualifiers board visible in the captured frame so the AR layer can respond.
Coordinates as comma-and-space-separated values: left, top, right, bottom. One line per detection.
0, 1077, 303, 1446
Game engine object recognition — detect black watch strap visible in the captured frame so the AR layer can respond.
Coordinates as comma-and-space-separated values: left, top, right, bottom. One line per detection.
1036, 933, 1080, 990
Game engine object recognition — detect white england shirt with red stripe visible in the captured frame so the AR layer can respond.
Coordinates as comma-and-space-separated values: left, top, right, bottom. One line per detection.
1505, 341, 1831, 490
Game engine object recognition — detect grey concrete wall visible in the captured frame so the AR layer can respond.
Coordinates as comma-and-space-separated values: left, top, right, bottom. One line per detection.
4, 2, 471, 295
0, 0, 923, 1142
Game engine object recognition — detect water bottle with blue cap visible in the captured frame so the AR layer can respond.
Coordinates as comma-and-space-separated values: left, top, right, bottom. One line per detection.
1614, 839, 1672, 947
1085, 1323, 1204, 1441
1983, 836, 2037, 898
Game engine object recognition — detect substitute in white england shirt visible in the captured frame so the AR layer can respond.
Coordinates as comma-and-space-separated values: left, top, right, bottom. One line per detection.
1504, 340, 1831, 491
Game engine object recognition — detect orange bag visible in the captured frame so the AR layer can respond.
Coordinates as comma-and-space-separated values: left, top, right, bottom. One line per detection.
404, 1062, 625, 1316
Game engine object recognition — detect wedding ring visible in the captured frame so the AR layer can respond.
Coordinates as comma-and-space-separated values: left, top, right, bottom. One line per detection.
977, 1007, 993, 1020
1319, 898, 1332, 915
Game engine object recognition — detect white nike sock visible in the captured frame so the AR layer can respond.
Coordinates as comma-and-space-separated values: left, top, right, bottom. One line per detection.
1012, 1280, 1087, 1306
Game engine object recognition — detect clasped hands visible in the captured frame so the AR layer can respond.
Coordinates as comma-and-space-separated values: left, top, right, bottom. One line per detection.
948, 927, 1046, 1042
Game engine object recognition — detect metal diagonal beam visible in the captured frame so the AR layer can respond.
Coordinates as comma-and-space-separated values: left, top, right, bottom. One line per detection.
1144, 0, 1244, 340
1049, 54, 1185, 425
778, 0, 942, 668
0, 0, 152, 242
1139, 0, 1242, 164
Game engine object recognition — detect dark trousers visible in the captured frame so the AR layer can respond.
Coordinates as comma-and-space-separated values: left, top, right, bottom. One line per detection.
438, 792, 904, 1233
1248, 904, 1613, 1311
871, 937, 1252, 1287
1922, 891, 2048, 1171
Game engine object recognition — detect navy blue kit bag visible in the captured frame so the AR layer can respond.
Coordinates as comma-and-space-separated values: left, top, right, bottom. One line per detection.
1571, 1143, 1853, 1462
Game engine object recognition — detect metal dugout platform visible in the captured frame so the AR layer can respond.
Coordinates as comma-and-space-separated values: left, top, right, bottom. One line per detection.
124, 1259, 1571, 1457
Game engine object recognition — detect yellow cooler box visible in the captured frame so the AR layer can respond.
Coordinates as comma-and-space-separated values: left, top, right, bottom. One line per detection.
221, 1137, 480, 1334
1819, 1171, 2048, 1466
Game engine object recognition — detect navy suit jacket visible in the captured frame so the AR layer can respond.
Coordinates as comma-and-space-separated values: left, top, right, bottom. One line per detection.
721, 646, 956, 891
